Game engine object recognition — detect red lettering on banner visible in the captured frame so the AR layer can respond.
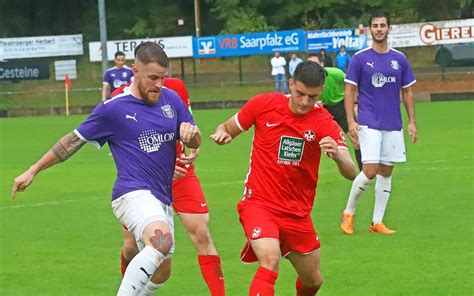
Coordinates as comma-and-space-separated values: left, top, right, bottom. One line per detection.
420, 23, 474, 44
218, 37, 238, 49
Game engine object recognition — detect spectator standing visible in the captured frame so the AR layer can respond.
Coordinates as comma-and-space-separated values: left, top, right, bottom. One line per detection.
318, 48, 333, 67
270, 52, 288, 93
335, 45, 351, 72
288, 53, 303, 77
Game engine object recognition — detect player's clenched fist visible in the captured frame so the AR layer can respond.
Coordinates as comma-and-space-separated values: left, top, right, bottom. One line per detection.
179, 122, 201, 148
210, 127, 233, 145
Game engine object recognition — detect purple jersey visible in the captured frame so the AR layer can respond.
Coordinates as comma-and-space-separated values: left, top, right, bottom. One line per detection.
103, 66, 134, 93
345, 47, 416, 131
75, 86, 195, 205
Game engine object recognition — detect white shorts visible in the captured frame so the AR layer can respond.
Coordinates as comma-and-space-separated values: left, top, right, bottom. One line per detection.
112, 190, 175, 257
359, 126, 406, 165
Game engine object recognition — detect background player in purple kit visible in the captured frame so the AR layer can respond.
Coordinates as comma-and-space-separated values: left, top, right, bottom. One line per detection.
102, 51, 134, 101
339, 13, 418, 235
11, 42, 201, 295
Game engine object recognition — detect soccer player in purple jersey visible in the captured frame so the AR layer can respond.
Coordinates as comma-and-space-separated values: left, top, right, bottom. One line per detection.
11, 42, 201, 295
339, 13, 418, 235
102, 51, 134, 101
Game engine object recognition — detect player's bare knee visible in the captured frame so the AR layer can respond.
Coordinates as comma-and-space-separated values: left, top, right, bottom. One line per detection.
123, 243, 139, 258
149, 228, 173, 255
258, 253, 280, 271
363, 168, 377, 180
377, 165, 393, 177
302, 273, 323, 290
191, 224, 211, 246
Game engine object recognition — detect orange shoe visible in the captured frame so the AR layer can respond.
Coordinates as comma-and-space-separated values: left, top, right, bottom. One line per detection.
369, 223, 396, 234
340, 213, 355, 234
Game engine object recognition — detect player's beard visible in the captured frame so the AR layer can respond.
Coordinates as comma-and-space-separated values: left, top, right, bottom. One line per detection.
138, 81, 161, 106
371, 31, 388, 44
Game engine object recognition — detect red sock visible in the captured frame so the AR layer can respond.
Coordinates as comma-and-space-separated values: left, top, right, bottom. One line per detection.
249, 266, 278, 296
296, 277, 319, 296
120, 249, 131, 278
198, 255, 225, 296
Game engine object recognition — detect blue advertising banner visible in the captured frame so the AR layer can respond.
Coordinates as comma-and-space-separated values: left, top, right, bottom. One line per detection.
193, 30, 305, 58
306, 28, 367, 52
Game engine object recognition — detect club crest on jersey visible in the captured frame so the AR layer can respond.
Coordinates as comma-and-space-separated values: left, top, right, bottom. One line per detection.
161, 105, 174, 118
337, 131, 347, 145
122, 72, 128, 78
252, 227, 262, 239
391, 60, 399, 70
303, 130, 316, 142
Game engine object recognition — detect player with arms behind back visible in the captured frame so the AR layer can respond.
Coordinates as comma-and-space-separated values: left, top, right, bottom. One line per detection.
211, 61, 356, 295
340, 13, 418, 235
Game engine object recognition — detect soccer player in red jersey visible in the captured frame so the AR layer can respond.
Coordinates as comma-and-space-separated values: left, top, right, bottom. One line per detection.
113, 77, 225, 295
211, 61, 357, 295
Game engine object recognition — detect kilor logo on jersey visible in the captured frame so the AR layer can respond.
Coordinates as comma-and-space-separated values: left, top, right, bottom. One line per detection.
113, 79, 125, 88
278, 136, 304, 165
252, 227, 262, 238
266, 122, 280, 127
371, 73, 396, 88
126, 113, 138, 122
366, 62, 375, 68
200, 203, 207, 207
391, 60, 399, 70
138, 130, 175, 153
303, 130, 316, 142
161, 105, 174, 118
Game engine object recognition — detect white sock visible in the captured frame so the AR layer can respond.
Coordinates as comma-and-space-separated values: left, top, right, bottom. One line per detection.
373, 175, 392, 224
344, 171, 373, 214
140, 281, 165, 296
117, 246, 165, 296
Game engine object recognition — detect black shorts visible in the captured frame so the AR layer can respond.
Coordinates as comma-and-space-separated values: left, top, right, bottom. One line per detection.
324, 101, 348, 133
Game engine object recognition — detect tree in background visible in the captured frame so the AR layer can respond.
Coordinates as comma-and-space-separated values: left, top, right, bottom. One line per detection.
0, 0, 471, 39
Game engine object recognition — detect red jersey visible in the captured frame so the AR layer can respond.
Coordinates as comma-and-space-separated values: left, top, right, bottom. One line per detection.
236, 93, 347, 218
109, 78, 192, 160
163, 78, 191, 159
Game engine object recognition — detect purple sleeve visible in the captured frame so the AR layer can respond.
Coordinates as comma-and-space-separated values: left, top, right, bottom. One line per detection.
128, 69, 135, 83
75, 103, 113, 148
401, 56, 416, 88
344, 54, 360, 86
175, 97, 195, 140
102, 70, 110, 84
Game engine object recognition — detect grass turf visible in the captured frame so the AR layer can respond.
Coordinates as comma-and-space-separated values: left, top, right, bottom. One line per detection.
0, 101, 473, 295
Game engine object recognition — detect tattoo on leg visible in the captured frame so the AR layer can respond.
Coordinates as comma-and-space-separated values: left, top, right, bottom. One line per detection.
51, 132, 85, 162
149, 229, 172, 255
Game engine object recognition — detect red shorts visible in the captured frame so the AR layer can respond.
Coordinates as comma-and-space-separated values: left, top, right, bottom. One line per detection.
237, 200, 320, 263
171, 168, 208, 214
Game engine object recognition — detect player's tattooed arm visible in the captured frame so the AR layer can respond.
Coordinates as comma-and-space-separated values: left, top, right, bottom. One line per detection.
51, 132, 86, 162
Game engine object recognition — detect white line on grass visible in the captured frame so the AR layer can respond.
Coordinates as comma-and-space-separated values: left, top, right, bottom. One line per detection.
0, 181, 244, 210
0, 196, 104, 210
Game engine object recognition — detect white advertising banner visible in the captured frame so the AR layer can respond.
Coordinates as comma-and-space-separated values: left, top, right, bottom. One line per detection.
0, 34, 83, 60
54, 60, 77, 81
88, 36, 193, 61
367, 18, 474, 48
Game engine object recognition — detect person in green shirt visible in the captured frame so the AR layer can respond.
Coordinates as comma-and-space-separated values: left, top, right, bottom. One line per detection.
307, 52, 362, 170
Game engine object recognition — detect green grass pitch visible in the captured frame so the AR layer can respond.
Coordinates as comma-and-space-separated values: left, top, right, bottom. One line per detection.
0, 101, 473, 295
